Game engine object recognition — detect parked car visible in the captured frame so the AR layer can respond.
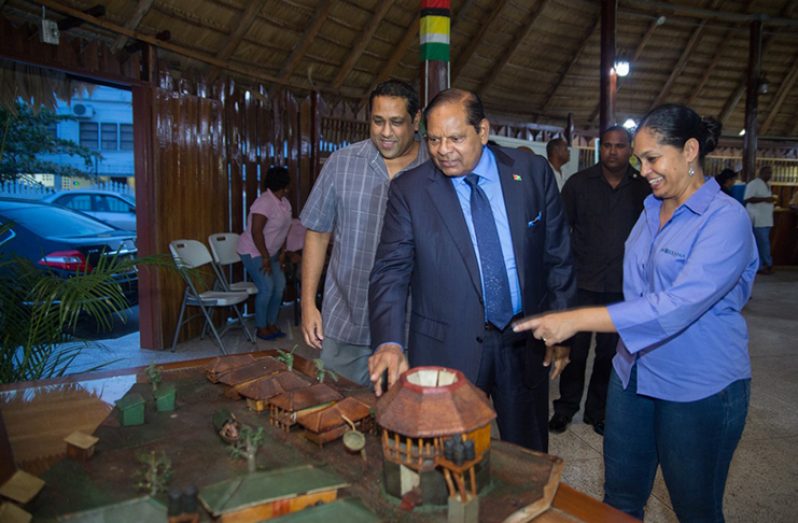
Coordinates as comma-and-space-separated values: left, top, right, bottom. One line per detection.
41, 190, 137, 231
0, 198, 139, 305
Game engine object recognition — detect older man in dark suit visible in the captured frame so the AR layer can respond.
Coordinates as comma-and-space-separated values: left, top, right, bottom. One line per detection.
368, 88, 576, 452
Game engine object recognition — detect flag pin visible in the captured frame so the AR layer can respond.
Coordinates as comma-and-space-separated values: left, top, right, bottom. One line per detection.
513, 174, 522, 181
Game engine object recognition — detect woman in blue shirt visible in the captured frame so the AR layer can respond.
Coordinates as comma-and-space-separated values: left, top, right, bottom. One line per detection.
514, 104, 758, 522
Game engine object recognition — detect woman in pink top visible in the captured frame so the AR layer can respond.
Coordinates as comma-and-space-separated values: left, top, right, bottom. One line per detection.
237, 166, 292, 340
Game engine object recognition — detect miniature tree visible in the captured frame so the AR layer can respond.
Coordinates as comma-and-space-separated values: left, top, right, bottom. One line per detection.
276, 345, 298, 371
229, 425, 264, 473
136, 450, 172, 496
146, 363, 162, 392
313, 358, 338, 384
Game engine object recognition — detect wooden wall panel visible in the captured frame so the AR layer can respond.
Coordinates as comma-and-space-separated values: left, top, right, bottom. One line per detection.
145, 89, 227, 346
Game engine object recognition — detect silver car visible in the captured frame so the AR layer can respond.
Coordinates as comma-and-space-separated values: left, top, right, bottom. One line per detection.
42, 189, 136, 231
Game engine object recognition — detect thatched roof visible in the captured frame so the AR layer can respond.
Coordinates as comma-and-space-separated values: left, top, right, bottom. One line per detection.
2, 0, 797, 139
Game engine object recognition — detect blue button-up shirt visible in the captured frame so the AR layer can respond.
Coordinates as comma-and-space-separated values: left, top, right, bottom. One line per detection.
451, 146, 522, 316
607, 178, 758, 401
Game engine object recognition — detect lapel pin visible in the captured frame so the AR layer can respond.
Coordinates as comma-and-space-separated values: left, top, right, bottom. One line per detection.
512, 174, 522, 181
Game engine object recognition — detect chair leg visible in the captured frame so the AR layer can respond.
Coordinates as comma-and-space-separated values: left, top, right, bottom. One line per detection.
232, 305, 256, 343
171, 291, 189, 352
197, 303, 228, 355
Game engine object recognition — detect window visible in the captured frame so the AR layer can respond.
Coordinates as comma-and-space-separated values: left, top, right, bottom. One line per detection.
79, 122, 98, 150
99, 195, 133, 213
57, 194, 92, 212
120, 124, 134, 151
101, 123, 118, 151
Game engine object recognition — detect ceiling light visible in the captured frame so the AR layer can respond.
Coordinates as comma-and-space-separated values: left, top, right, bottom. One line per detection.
739, 129, 746, 136
614, 60, 630, 77
623, 118, 637, 129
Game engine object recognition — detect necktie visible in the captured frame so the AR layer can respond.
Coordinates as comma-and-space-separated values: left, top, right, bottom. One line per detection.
464, 173, 514, 330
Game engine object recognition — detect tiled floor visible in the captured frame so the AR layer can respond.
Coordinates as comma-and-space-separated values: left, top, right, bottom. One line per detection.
65, 268, 798, 522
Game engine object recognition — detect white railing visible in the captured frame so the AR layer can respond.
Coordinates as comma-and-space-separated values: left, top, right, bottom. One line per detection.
0, 180, 134, 200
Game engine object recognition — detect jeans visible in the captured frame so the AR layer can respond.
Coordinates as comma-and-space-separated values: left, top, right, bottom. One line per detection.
603, 366, 750, 522
240, 254, 285, 328
752, 226, 772, 268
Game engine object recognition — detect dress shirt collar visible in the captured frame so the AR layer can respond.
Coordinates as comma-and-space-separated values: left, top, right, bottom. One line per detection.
644, 176, 720, 218
467, 145, 498, 183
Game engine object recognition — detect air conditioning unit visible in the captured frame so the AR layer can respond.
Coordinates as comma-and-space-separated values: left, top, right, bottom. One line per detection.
71, 104, 95, 118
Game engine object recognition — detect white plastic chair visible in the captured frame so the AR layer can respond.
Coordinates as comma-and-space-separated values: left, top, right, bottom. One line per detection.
169, 239, 255, 353
207, 232, 258, 296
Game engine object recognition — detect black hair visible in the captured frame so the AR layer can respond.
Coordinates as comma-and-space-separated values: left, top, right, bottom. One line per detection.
637, 104, 722, 161
547, 138, 567, 157
369, 79, 420, 119
715, 168, 737, 186
601, 125, 632, 144
423, 88, 485, 134
264, 165, 290, 192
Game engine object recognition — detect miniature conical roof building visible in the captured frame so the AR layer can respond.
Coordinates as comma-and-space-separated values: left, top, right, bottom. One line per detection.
376, 367, 495, 438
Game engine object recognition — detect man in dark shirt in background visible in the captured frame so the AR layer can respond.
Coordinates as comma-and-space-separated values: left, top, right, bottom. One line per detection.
548, 126, 650, 436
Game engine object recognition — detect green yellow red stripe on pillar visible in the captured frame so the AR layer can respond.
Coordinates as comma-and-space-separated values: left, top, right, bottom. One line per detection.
420, 0, 450, 62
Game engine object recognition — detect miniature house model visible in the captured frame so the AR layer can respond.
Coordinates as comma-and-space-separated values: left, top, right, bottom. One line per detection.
268, 383, 343, 431
375, 367, 496, 504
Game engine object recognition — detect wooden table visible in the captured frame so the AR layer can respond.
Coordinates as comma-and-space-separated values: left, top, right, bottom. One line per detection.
0, 352, 636, 522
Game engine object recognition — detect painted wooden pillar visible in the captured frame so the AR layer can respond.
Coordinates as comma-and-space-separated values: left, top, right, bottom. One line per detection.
419, 0, 451, 107
600, 0, 617, 134
743, 18, 763, 182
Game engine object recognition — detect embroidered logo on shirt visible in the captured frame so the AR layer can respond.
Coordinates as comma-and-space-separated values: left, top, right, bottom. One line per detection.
660, 247, 687, 258
513, 174, 522, 181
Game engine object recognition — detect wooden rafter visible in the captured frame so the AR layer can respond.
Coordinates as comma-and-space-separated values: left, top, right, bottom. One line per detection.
541, 15, 599, 112
719, 28, 782, 124
761, 52, 798, 134
718, 0, 795, 124
278, 0, 334, 82
476, 0, 548, 98
649, 21, 708, 109
362, 13, 419, 100
687, 0, 756, 106
33, 0, 361, 98
332, 0, 396, 89
110, 0, 155, 53
207, 0, 268, 80
588, 17, 661, 125
451, 0, 509, 85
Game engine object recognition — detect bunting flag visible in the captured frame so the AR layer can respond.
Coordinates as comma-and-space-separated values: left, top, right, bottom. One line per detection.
420, 0, 451, 62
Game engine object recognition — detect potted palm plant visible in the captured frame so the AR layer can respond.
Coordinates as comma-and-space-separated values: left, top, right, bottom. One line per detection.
0, 223, 156, 383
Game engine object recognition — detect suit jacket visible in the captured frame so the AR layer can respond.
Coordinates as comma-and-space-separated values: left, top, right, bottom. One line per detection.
369, 145, 576, 387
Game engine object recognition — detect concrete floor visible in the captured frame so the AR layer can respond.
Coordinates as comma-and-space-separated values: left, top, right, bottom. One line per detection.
65, 267, 798, 522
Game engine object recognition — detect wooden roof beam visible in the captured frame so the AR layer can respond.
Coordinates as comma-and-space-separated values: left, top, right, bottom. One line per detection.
110, 0, 155, 53
278, 0, 334, 82
207, 0, 268, 80
58, 4, 105, 32
476, 0, 548, 99
761, 52, 798, 134
361, 13, 419, 101
649, 19, 710, 109
541, 15, 599, 112
451, 0, 509, 85
332, 0, 396, 89
687, 0, 757, 106
33, 0, 361, 98
621, 0, 798, 27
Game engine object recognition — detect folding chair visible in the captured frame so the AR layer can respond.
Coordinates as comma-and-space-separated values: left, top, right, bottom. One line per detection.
207, 232, 258, 296
169, 239, 255, 353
